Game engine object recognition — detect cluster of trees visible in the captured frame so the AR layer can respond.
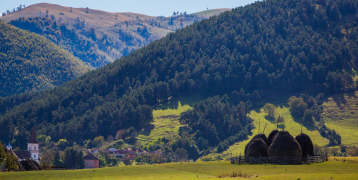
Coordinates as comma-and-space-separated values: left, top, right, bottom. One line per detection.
319, 125, 342, 145
1, 0, 358, 152
180, 95, 253, 153
0, 21, 90, 97
40, 146, 84, 169
2, 4, 25, 17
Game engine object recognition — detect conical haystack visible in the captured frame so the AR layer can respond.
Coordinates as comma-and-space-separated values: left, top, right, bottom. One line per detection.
267, 129, 279, 146
246, 138, 269, 157
244, 134, 269, 156
295, 133, 314, 157
268, 131, 302, 158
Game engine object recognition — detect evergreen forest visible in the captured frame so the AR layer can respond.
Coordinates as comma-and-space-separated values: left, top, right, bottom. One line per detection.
0, 21, 91, 97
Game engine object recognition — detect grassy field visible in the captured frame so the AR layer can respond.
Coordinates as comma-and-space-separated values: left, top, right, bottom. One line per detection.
137, 95, 206, 145
322, 91, 358, 146
1, 161, 358, 179
224, 104, 329, 156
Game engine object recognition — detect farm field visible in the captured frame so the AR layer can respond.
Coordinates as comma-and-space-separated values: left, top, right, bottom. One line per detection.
224, 105, 329, 156
1, 161, 358, 179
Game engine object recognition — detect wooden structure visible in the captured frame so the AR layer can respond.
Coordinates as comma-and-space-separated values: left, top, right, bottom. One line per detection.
231, 155, 327, 165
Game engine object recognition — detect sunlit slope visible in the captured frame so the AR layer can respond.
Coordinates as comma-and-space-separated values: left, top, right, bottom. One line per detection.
224, 105, 329, 156
322, 91, 358, 146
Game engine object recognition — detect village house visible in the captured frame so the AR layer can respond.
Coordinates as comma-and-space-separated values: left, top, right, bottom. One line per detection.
83, 152, 99, 169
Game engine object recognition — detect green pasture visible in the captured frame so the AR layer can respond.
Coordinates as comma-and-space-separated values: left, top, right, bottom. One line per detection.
224, 105, 329, 156
1, 161, 358, 179
322, 91, 358, 146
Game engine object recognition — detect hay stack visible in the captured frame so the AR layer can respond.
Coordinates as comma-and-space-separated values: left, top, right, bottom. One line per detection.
268, 131, 302, 158
245, 138, 269, 157
295, 133, 314, 157
244, 134, 269, 156
267, 130, 279, 146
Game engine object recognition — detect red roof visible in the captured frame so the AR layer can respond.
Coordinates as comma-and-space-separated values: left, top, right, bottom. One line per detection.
113, 150, 135, 155
83, 152, 99, 160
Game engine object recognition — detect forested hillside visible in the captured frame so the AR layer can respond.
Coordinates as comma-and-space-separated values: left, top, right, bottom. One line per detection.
1, 0, 358, 158
0, 21, 91, 97
9, 17, 111, 68
1, 3, 229, 68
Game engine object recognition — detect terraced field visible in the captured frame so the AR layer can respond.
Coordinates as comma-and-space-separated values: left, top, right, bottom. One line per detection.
322, 91, 358, 147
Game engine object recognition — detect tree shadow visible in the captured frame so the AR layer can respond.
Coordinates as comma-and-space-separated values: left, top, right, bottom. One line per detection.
331, 92, 347, 107
264, 115, 276, 123
140, 124, 154, 136
155, 99, 179, 111
329, 90, 357, 107
155, 94, 208, 111
291, 114, 316, 131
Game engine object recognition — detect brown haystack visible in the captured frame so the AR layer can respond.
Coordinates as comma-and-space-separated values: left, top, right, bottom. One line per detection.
244, 134, 269, 156
245, 138, 269, 157
268, 131, 302, 158
295, 133, 314, 157
267, 130, 279, 146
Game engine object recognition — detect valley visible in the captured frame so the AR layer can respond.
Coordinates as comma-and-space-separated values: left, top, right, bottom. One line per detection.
1, 3, 229, 68
1, 0, 358, 175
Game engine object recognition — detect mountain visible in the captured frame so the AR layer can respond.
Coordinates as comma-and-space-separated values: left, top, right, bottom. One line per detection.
0, 3, 229, 68
1, 0, 358, 158
0, 21, 91, 97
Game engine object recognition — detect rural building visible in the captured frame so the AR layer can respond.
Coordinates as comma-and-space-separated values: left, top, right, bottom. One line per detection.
8, 126, 40, 162
83, 152, 99, 169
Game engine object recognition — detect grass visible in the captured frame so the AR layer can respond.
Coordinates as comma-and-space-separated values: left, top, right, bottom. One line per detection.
1, 161, 358, 179
137, 95, 206, 145
328, 157, 358, 163
224, 104, 329, 156
322, 91, 358, 147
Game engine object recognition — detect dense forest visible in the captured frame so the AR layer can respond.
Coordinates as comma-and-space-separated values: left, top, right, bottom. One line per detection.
9, 17, 126, 68
0, 21, 90, 97
180, 95, 253, 153
1, 0, 358, 156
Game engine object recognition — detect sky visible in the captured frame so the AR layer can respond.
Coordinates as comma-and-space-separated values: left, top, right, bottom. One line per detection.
1, 0, 258, 17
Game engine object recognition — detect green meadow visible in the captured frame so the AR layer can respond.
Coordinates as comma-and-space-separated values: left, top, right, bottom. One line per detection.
137, 95, 206, 145
1, 160, 358, 179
